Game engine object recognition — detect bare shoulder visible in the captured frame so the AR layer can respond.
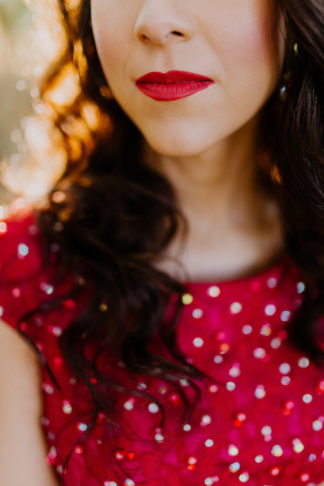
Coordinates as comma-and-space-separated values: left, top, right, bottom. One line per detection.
0, 319, 60, 485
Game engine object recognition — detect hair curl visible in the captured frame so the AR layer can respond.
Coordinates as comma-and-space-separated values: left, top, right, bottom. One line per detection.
17, 0, 324, 477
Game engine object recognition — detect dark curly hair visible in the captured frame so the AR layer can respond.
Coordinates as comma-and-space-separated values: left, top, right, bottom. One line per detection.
16, 0, 324, 477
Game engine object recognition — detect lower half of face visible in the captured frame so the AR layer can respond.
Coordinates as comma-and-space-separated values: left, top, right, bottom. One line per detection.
91, 0, 285, 157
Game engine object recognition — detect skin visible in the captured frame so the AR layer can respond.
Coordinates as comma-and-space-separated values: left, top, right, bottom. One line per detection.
91, 0, 288, 283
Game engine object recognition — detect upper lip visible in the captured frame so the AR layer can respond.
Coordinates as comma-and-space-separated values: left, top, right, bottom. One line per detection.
136, 70, 213, 84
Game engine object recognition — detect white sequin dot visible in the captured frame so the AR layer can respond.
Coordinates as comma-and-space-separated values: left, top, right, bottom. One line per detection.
297, 281, 306, 294
0, 306, 3, 317
255, 385, 266, 399
17, 243, 29, 258
261, 425, 272, 436
148, 403, 159, 414
239, 472, 249, 483
62, 401, 72, 414
183, 424, 191, 432
229, 462, 240, 473
124, 400, 134, 411
242, 324, 253, 335
253, 348, 266, 359
201, 415, 212, 426
205, 477, 219, 486
228, 445, 239, 456
226, 381, 236, 391
280, 310, 291, 322
229, 365, 241, 378
125, 480, 135, 486
279, 363, 291, 374
302, 394, 313, 404
270, 338, 282, 349
254, 455, 264, 463
281, 376, 291, 386
292, 438, 304, 453
192, 308, 203, 319
104, 482, 118, 486
193, 337, 204, 348
267, 277, 278, 288
312, 420, 323, 431
298, 357, 310, 368
271, 445, 284, 457
264, 304, 276, 316
207, 286, 221, 298
205, 439, 214, 447
155, 432, 164, 442
230, 302, 242, 314
213, 355, 223, 364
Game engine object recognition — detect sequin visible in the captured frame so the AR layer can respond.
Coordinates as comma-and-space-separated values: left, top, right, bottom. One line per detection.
213, 355, 224, 364
270, 337, 282, 349
261, 425, 272, 436
183, 424, 192, 432
312, 420, 323, 431
238, 472, 249, 482
280, 310, 291, 322
207, 285, 220, 297
192, 308, 203, 319
298, 357, 310, 368
296, 281, 306, 293
229, 462, 240, 473
62, 400, 72, 414
264, 304, 276, 316
242, 324, 253, 335
0, 221, 7, 234
17, 243, 29, 258
279, 363, 291, 374
77, 423, 88, 432
271, 445, 283, 457
104, 482, 118, 486
193, 337, 204, 348
124, 479, 135, 486
255, 385, 266, 399
228, 445, 239, 456
205, 439, 214, 448
226, 382, 236, 391
254, 455, 264, 463
302, 394, 313, 404
204, 477, 219, 485
260, 324, 272, 336
230, 302, 242, 314
0, 306, 3, 317
200, 415, 212, 426
267, 277, 278, 288
40, 282, 54, 295
281, 376, 291, 386
292, 438, 305, 453
148, 403, 159, 414
182, 293, 193, 305
229, 364, 241, 377
124, 399, 135, 411
253, 348, 266, 359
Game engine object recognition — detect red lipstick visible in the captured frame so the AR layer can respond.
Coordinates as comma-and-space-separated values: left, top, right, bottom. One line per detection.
135, 70, 214, 101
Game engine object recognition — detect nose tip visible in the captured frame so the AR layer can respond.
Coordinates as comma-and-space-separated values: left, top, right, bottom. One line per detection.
134, 4, 194, 47
136, 24, 186, 45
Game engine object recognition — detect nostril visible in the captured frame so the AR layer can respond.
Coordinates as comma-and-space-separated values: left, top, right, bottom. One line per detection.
172, 31, 183, 36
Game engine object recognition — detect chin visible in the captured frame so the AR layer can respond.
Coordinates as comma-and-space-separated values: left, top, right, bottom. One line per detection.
141, 125, 221, 158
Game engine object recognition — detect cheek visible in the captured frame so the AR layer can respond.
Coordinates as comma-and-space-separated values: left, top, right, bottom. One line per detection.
210, 1, 281, 86
91, 3, 125, 77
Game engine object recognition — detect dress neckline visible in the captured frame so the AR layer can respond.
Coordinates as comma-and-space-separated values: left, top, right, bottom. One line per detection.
181, 251, 295, 290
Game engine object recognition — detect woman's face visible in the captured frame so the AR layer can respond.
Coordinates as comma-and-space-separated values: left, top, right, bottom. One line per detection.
91, 0, 286, 157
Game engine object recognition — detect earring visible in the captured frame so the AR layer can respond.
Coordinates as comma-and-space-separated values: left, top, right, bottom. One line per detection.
279, 42, 298, 102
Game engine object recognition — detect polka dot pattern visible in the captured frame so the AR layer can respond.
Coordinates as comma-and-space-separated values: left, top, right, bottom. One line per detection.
0, 210, 323, 486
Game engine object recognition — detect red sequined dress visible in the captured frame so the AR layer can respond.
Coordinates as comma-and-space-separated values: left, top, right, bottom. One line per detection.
0, 208, 323, 486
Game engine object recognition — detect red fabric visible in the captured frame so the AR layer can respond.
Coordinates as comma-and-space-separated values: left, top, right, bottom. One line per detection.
0, 207, 323, 486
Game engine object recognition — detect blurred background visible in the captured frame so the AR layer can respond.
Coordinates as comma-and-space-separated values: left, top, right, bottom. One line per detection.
0, 0, 66, 210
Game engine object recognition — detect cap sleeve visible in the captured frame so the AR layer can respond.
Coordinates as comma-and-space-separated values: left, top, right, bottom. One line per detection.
0, 207, 46, 335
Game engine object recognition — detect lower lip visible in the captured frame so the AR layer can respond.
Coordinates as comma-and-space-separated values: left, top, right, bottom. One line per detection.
135, 80, 214, 101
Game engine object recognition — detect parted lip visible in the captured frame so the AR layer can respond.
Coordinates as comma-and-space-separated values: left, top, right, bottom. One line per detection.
136, 70, 213, 84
